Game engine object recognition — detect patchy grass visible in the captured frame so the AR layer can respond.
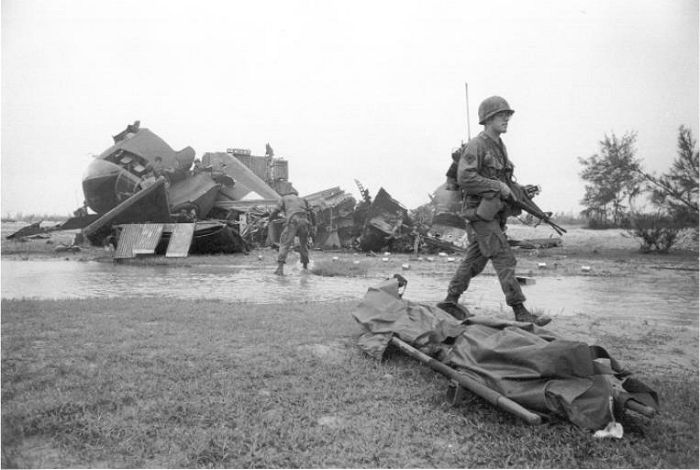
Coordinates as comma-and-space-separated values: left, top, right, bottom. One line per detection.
310, 259, 369, 277
2, 298, 697, 468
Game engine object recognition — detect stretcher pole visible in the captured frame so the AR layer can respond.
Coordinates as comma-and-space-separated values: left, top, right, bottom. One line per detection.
390, 337, 542, 425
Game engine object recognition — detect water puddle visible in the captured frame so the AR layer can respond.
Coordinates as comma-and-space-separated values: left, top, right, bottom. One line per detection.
1, 260, 697, 327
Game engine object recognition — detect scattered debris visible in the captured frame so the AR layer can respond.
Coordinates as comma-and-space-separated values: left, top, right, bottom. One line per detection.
358, 188, 410, 253
304, 187, 358, 249
510, 237, 563, 249
6, 221, 45, 239
54, 244, 81, 253
516, 276, 536, 285
8, 121, 570, 261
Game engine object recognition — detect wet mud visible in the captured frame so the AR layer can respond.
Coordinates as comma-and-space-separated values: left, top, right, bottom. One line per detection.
2, 259, 697, 328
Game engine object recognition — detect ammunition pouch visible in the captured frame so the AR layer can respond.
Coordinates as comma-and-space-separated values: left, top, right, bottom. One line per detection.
460, 194, 481, 222
476, 195, 504, 221
460, 193, 504, 222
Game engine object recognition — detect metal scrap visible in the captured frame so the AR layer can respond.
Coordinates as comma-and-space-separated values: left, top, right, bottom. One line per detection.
304, 187, 357, 249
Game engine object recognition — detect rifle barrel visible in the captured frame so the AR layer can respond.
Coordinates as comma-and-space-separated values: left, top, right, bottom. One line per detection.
512, 200, 567, 235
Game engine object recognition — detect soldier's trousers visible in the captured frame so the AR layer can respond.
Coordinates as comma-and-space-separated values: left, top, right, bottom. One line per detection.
447, 219, 525, 306
277, 213, 310, 265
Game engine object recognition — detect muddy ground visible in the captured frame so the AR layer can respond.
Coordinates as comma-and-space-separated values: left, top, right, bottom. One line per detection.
3, 222, 697, 278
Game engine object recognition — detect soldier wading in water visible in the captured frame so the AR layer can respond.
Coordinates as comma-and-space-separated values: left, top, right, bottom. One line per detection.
271, 189, 314, 276
439, 95, 551, 327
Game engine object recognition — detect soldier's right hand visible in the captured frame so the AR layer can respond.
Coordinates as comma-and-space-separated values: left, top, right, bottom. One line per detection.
498, 181, 513, 200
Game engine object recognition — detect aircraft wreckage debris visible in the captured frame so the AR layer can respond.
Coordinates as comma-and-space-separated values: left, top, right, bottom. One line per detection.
8, 121, 568, 260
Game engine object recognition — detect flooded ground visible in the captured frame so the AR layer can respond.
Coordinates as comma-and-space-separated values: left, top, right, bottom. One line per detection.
2, 259, 697, 328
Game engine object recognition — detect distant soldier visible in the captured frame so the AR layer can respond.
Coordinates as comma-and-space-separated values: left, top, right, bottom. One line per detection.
270, 189, 314, 275
73, 200, 89, 217
439, 96, 551, 326
192, 158, 203, 175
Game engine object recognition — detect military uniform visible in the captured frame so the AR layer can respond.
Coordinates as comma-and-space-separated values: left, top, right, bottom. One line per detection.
446, 131, 525, 307
273, 194, 312, 268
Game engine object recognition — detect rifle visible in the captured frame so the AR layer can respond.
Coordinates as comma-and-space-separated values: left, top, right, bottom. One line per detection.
506, 182, 567, 236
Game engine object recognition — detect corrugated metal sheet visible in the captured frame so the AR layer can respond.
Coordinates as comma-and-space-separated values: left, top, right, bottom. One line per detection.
233, 154, 269, 181
166, 223, 195, 258
114, 223, 164, 259
270, 159, 288, 180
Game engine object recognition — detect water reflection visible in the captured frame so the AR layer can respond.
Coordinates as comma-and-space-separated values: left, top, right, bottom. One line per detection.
1, 260, 697, 327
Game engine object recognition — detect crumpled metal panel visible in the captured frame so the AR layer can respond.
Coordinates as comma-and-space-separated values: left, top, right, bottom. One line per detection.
202, 152, 280, 201
114, 223, 164, 259
365, 188, 407, 233
83, 178, 171, 245
165, 223, 195, 258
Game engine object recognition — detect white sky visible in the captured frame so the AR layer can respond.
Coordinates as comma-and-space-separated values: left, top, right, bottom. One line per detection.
2, 0, 698, 217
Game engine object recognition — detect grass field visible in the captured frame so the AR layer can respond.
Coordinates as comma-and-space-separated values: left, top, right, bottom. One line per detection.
2, 223, 698, 467
2, 297, 698, 468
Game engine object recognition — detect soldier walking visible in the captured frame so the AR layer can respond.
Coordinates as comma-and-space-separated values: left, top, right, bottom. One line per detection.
439, 95, 551, 326
271, 189, 313, 276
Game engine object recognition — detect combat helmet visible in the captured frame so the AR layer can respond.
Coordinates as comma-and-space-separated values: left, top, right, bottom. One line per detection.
478, 96, 515, 125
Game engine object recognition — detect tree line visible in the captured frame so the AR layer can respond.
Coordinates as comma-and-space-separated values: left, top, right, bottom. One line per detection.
579, 125, 699, 252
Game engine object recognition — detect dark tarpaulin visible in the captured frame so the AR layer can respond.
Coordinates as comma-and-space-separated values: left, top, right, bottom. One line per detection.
352, 279, 658, 430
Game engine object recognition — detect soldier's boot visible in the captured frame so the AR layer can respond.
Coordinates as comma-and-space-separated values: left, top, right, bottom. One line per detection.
513, 303, 551, 326
437, 295, 471, 321
274, 263, 284, 276
302, 262, 308, 270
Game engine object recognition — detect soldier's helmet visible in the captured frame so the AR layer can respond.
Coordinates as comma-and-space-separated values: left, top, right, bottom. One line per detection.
478, 96, 515, 125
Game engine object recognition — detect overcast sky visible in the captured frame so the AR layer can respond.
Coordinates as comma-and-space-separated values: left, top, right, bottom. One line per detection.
2, 0, 698, 217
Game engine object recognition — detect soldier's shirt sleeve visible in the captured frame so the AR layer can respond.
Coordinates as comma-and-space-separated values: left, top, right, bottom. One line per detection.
457, 141, 502, 195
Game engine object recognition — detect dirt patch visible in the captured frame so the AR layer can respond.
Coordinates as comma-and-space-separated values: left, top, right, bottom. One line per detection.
316, 414, 347, 428
547, 311, 698, 376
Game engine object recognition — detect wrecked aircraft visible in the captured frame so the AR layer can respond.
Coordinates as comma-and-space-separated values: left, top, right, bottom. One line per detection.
65, 121, 379, 257
7, 120, 564, 259
305, 187, 358, 249
71, 121, 284, 255
358, 188, 410, 252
